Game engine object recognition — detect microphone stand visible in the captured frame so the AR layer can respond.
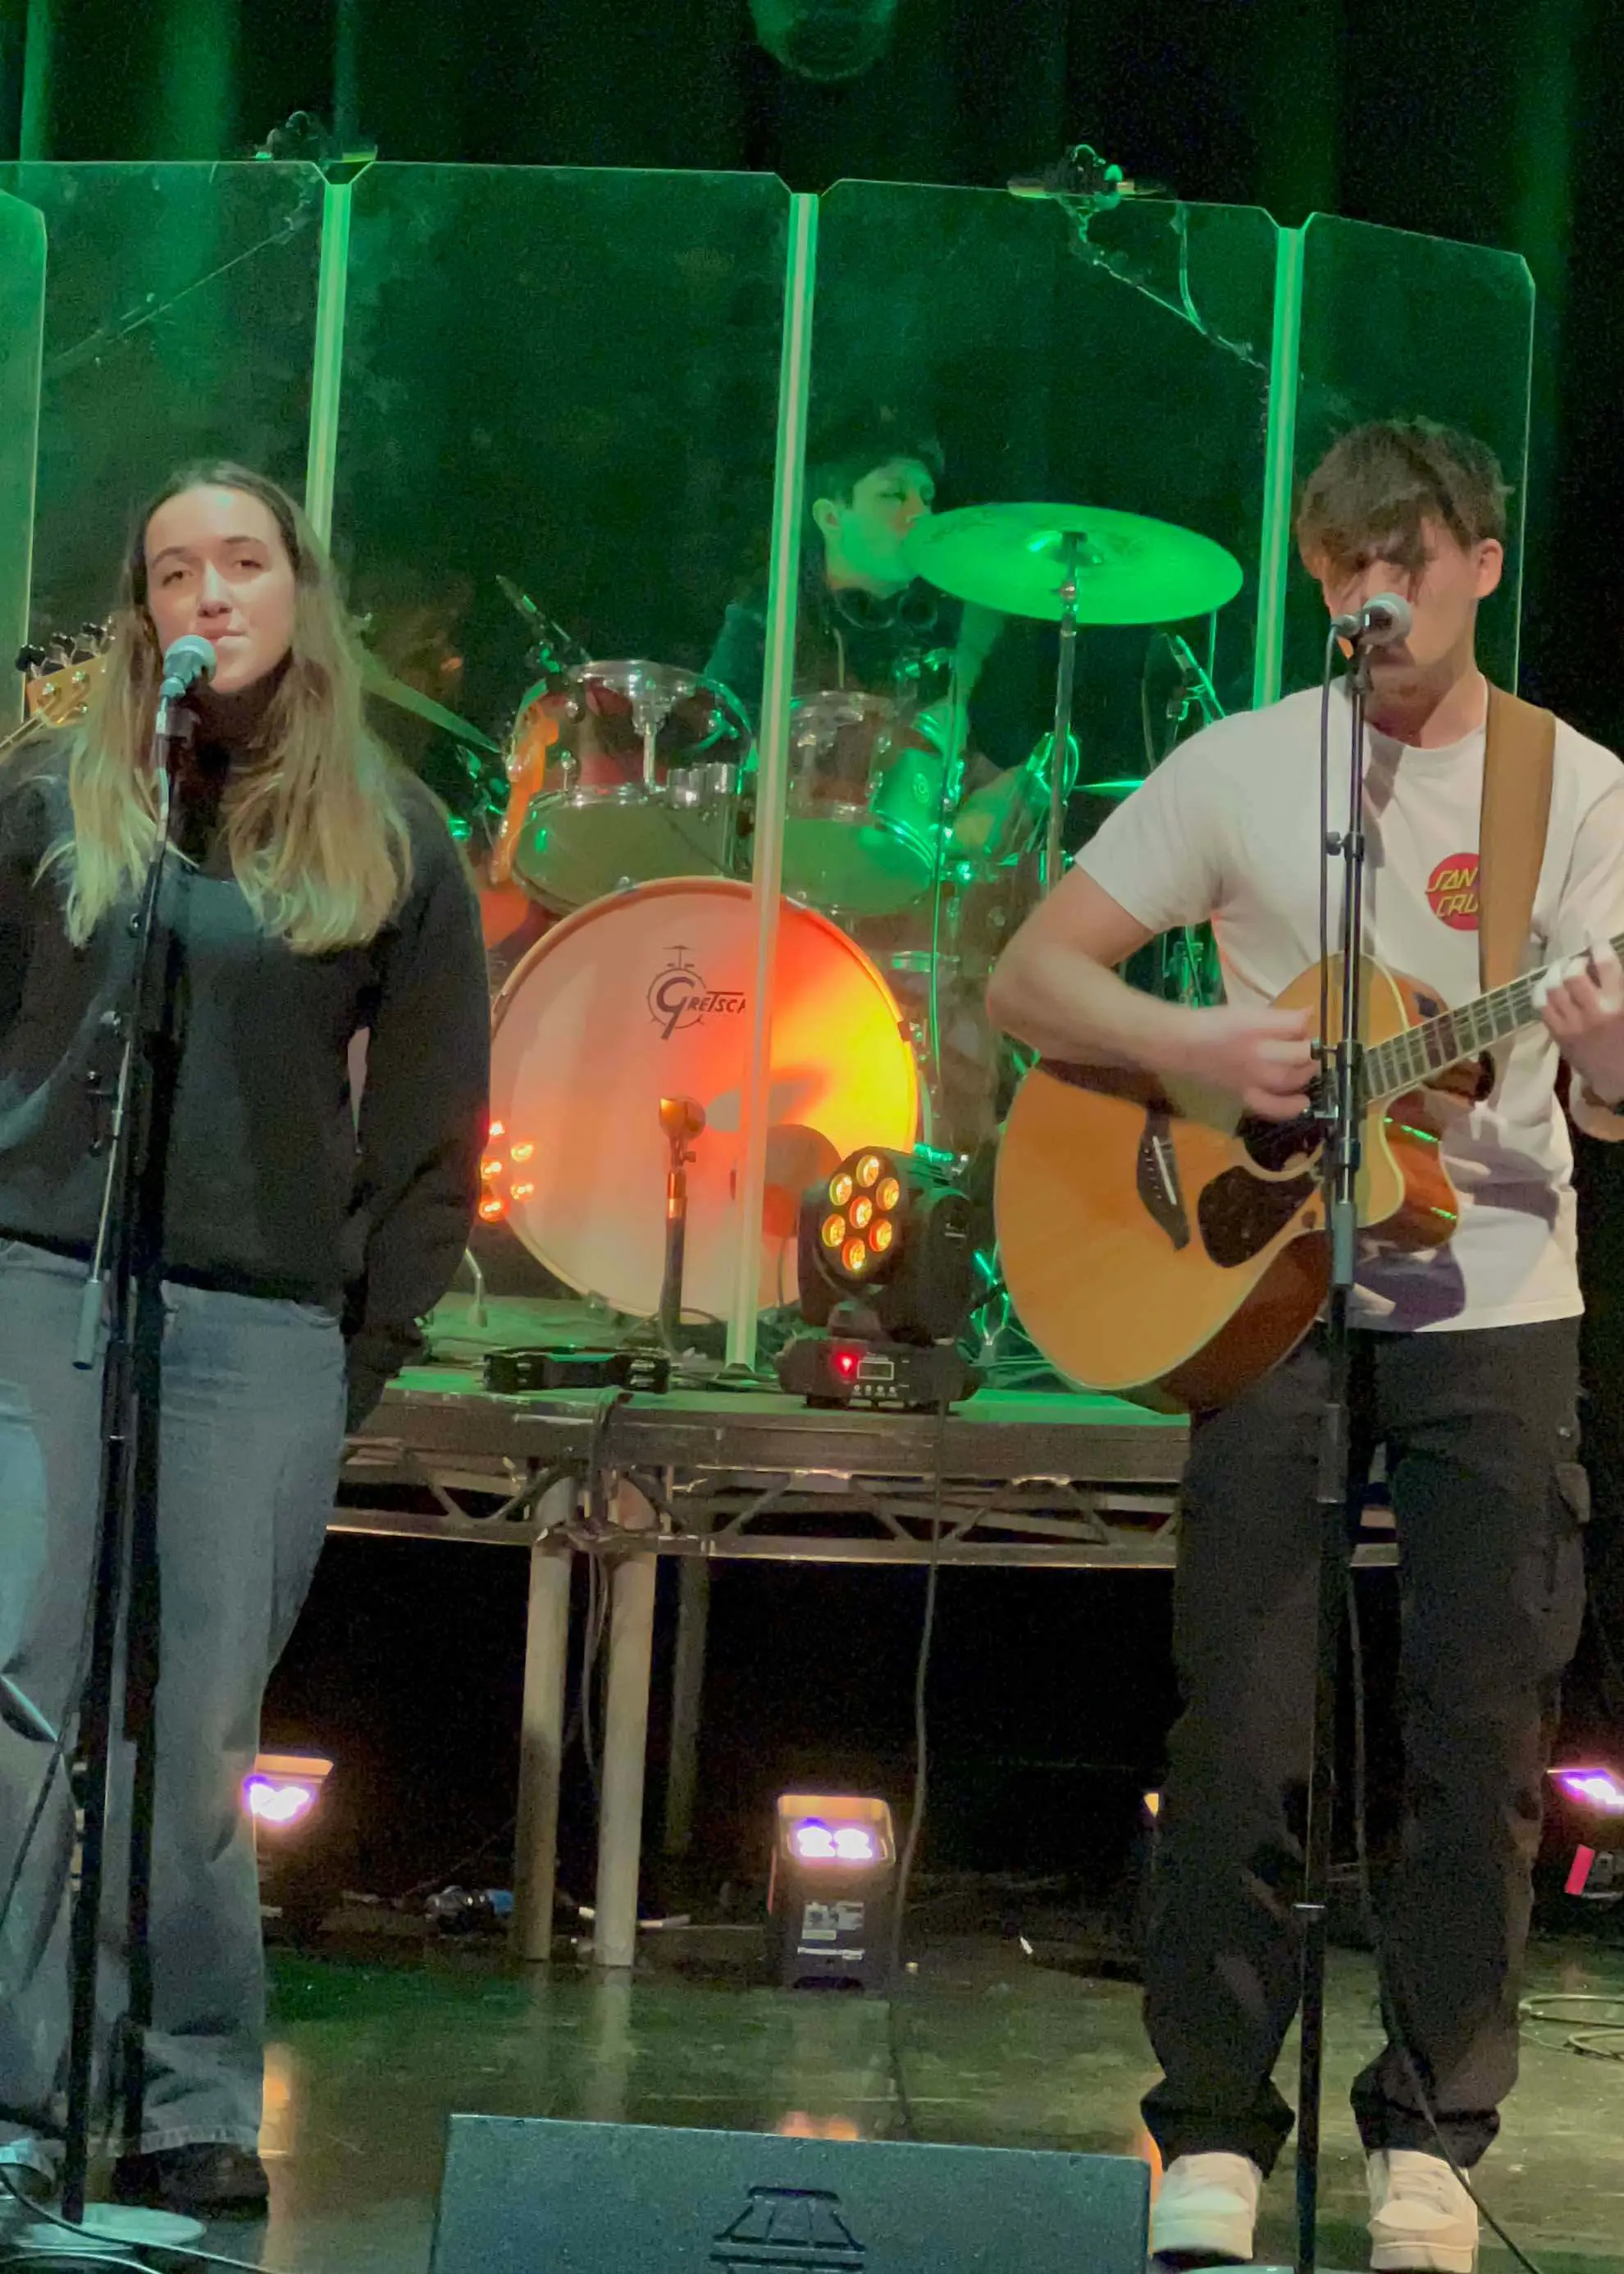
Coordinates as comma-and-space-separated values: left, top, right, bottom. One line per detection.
52, 674, 204, 2252
1294, 637, 1373, 2274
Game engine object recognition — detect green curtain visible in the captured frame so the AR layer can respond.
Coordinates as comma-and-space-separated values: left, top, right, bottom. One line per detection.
3, 0, 1619, 748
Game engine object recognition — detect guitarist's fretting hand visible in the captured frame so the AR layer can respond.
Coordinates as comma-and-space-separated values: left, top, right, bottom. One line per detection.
1170, 1003, 1316, 1121
1537, 939, 1624, 1107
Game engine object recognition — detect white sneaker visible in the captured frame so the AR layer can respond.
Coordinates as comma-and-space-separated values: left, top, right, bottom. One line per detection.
1150, 2151, 1262, 2263
1367, 2148, 1479, 2273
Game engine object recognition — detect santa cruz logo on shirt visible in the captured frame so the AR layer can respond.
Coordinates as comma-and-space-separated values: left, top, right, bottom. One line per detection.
1426, 852, 1480, 931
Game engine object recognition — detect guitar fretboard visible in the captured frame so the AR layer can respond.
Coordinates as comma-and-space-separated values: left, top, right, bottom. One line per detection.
1364, 929, 1624, 1102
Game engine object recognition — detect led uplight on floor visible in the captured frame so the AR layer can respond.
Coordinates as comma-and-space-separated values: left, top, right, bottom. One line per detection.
766, 1793, 896, 1991
249, 1750, 340, 1939
246, 1750, 332, 1829
1548, 1762, 1624, 1900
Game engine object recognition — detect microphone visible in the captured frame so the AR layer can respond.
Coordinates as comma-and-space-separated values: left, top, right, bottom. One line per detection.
1330, 593, 1412, 648
158, 634, 217, 702
659, 1095, 706, 1148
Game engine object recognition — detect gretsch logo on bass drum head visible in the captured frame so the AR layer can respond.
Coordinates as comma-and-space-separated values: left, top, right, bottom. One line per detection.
647, 945, 748, 1041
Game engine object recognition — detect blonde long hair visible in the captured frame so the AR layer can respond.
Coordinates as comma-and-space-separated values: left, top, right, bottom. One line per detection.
61, 463, 413, 954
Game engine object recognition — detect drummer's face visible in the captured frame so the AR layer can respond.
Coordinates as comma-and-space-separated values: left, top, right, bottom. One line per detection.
819, 457, 936, 589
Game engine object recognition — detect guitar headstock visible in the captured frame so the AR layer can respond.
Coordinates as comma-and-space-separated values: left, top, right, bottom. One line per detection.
16, 623, 110, 730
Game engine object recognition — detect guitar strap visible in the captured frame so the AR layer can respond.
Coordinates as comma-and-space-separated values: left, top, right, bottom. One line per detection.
1479, 683, 1556, 992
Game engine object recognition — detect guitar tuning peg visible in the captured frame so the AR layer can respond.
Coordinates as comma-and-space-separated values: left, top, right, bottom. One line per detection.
14, 645, 46, 674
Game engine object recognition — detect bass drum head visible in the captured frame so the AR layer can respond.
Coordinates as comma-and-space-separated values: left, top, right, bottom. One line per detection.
487, 878, 920, 1320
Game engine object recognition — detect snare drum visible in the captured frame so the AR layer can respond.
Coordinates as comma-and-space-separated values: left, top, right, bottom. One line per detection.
487, 878, 920, 1318
509, 660, 750, 911
781, 679, 963, 918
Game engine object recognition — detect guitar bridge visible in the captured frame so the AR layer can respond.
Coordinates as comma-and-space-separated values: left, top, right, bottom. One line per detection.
1137, 1107, 1190, 1250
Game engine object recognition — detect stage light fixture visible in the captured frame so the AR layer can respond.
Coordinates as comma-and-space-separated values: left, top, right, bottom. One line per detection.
767, 1793, 896, 1990
1553, 1765, 1624, 1814
247, 1751, 341, 1942
1546, 1762, 1624, 1902
244, 1750, 331, 1830
778, 1145, 979, 1407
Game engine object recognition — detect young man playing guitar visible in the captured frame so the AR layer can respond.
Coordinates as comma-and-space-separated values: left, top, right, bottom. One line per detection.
988, 421, 1624, 2272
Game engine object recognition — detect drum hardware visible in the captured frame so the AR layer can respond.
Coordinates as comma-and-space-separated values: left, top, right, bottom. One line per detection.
656, 1095, 706, 1354
357, 645, 501, 753
902, 501, 1243, 631
904, 500, 1243, 896
486, 879, 919, 1321
1047, 531, 1083, 891
509, 660, 751, 912
780, 680, 962, 918
456, 1246, 490, 1329
1137, 628, 1227, 1008
495, 574, 587, 678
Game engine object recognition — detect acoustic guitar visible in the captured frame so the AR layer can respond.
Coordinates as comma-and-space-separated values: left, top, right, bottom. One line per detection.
995, 948, 1592, 1413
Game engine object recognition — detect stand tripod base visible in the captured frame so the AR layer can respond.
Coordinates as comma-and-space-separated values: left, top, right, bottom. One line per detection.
19, 2203, 208, 2254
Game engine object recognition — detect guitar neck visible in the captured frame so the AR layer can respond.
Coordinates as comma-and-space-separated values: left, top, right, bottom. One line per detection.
1363, 933, 1624, 1101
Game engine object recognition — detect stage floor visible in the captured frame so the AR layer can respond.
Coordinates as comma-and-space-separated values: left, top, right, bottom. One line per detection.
119, 1927, 1624, 2272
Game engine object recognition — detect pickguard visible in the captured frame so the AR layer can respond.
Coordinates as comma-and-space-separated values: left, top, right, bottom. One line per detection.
1197, 1167, 1317, 1268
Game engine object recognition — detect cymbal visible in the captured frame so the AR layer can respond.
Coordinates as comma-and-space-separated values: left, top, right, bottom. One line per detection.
903, 503, 1243, 626
359, 648, 500, 754
1079, 776, 1147, 800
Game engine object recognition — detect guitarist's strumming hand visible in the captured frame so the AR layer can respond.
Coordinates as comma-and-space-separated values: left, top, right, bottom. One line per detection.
1167, 1002, 1316, 1121
1536, 939, 1624, 1107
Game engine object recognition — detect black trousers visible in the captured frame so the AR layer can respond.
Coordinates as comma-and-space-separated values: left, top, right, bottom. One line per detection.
1141, 1318, 1587, 2176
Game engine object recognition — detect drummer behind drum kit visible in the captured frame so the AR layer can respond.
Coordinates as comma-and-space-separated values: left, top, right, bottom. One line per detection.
404, 500, 1243, 1340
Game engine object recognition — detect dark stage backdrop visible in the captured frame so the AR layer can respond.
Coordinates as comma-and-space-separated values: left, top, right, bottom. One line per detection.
7, 0, 1624, 1879
6, 0, 1622, 741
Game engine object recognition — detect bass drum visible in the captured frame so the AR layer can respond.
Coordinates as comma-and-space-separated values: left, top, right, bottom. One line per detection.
487, 878, 920, 1321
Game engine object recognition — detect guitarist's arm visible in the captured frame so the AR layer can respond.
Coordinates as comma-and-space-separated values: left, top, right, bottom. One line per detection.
986, 869, 1316, 1123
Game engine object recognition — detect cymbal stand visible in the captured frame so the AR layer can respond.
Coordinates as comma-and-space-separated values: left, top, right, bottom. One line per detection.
1042, 532, 1083, 893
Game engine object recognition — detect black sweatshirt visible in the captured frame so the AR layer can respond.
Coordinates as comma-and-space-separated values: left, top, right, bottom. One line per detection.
0, 748, 490, 1427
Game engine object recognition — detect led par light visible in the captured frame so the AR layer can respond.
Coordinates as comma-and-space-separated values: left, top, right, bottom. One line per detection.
767, 1793, 896, 1990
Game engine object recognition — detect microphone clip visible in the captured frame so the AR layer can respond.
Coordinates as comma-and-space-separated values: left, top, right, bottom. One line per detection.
1007, 143, 1156, 215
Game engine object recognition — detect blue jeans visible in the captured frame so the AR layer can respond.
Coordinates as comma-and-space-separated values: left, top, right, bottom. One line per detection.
0, 1240, 345, 2175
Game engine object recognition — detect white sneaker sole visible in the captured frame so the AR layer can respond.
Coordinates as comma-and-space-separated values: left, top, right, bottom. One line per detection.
1371, 2243, 1476, 2274
1149, 2207, 1256, 2263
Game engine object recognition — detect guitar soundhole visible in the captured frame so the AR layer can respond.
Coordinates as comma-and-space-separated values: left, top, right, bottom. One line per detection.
1238, 1113, 1321, 1176
1198, 1167, 1317, 1268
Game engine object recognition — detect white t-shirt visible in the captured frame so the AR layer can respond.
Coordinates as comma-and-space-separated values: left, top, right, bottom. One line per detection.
1076, 680, 1624, 1331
